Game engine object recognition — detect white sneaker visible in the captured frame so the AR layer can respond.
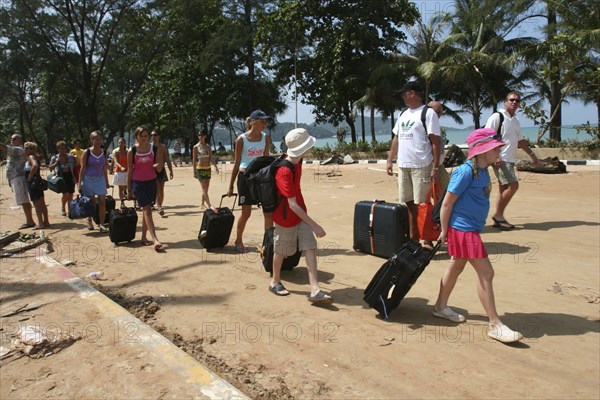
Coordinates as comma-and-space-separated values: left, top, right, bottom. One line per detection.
488, 324, 523, 343
99, 224, 109, 233
432, 307, 466, 323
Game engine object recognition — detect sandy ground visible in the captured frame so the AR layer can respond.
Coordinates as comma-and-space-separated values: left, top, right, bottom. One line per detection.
1, 161, 599, 399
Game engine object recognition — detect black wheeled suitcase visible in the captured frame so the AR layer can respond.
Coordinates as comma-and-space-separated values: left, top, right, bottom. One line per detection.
94, 195, 116, 225
364, 241, 441, 319
109, 200, 138, 244
198, 194, 236, 250
353, 200, 410, 259
260, 227, 301, 276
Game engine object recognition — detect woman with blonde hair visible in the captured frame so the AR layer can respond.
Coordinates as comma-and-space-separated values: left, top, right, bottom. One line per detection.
127, 125, 163, 251
49, 141, 76, 216
227, 110, 272, 252
193, 129, 219, 210
79, 131, 110, 232
24, 142, 50, 229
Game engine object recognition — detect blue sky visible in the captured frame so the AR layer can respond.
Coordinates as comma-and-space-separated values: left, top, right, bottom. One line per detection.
279, 1, 597, 128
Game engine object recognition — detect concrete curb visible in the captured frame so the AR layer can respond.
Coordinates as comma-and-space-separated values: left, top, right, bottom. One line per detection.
34, 251, 248, 400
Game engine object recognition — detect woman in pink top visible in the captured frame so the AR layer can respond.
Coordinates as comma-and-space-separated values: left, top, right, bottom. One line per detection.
127, 126, 164, 251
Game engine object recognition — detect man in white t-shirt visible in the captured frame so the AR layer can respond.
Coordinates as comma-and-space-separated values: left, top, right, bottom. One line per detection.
485, 91, 538, 230
386, 81, 441, 248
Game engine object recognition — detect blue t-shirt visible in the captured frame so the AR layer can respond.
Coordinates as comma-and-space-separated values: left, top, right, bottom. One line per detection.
447, 160, 491, 232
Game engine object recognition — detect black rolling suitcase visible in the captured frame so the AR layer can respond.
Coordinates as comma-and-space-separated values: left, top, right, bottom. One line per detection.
94, 195, 116, 225
364, 241, 441, 319
109, 200, 138, 244
260, 227, 301, 276
198, 194, 236, 250
353, 200, 410, 259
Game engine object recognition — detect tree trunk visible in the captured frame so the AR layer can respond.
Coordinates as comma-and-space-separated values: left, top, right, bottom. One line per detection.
370, 108, 376, 143
360, 106, 366, 142
548, 5, 562, 141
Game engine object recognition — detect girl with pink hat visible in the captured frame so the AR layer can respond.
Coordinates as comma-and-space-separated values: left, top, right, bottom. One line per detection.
432, 128, 523, 343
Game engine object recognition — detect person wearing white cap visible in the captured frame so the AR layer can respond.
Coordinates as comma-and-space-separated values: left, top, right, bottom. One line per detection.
433, 128, 523, 343
227, 109, 273, 252
268, 128, 333, 304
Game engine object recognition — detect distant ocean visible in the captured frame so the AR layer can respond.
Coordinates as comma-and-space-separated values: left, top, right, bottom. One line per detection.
273, 125, 590, 150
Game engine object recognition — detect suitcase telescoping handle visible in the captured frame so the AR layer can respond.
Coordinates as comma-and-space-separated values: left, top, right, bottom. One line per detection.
220, 193, 238, 211
418, 241, 443, 261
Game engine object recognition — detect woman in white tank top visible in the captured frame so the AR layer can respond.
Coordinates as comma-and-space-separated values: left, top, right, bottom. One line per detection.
227, 110, 273, 253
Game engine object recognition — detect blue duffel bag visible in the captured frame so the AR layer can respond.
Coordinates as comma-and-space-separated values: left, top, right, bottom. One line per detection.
68, 195, 95, 219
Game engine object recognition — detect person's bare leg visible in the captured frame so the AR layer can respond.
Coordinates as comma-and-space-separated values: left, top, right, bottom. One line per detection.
22, 202, 35, 225
263, 212, 273, 230
434, 258, 468, 311
143, 206, 161, 249
98, 195, 106, 225
406, 200, 419, 242
493, 182, 518, 222
156, 180, 165, 209
200, 180, 212, 208
33, 199, 44, 228
234, 205, 252, 251
304, 248, 321, 296
469, 257, 501, 325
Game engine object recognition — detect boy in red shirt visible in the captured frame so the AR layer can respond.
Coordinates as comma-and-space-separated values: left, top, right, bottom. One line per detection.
269, 128, 333, 304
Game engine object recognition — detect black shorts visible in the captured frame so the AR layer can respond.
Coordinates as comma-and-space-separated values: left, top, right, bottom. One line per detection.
62, 171, 76, 194
26, 180, 45, 202
237, 172, 257, 206
133, 179, 157, 208
156, 168, 168, 182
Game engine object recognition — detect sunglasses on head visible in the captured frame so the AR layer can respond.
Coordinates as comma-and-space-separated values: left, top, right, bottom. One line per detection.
470, 133, 502, 149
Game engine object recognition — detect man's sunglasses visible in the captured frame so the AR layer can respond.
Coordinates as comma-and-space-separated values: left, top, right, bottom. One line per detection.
507, 98, 520, 103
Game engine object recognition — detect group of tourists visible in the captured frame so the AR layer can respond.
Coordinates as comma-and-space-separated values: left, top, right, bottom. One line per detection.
3, 87, 536, 341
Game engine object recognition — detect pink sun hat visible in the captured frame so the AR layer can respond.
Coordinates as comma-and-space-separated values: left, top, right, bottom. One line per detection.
466, 128, 505, 159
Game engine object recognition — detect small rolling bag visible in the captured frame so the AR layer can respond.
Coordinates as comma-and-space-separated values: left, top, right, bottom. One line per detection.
94, 195, 116, 225
260, 227, 301, 276
364, 241, 441, 319
353, 200, 410, 259
109, 200, 138, 244
198, 194, 236, 250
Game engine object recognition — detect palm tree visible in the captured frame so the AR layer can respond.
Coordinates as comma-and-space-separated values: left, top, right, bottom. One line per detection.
437, 0, 535, 128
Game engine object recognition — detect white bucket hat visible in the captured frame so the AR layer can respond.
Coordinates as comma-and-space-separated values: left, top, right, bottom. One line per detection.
285, 128, 316, 157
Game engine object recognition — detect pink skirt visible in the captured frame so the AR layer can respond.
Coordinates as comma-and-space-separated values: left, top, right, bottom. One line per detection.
447, 227, 488, 259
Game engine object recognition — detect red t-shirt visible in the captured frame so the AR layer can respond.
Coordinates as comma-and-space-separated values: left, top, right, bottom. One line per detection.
273, 160, 305, 227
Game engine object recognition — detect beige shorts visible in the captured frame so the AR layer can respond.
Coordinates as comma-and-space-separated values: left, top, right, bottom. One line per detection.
493, 162, 518, 185
398, 163, 433, 204
273, 221, 317, 257
10, 176, 30, 205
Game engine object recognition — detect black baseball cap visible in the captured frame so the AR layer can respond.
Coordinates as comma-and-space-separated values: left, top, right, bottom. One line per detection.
399, 81, 424, 95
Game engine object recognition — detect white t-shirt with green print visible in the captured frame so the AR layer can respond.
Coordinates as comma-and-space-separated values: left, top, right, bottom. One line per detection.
392, 105, 440, 168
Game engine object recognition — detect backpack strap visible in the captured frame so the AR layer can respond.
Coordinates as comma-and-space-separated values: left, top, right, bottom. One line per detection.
399, 106, 430, 136
421, 105, 430, 136
131, 144, 157, 164
495, 111, 504, 136
274, 155, 296, 219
